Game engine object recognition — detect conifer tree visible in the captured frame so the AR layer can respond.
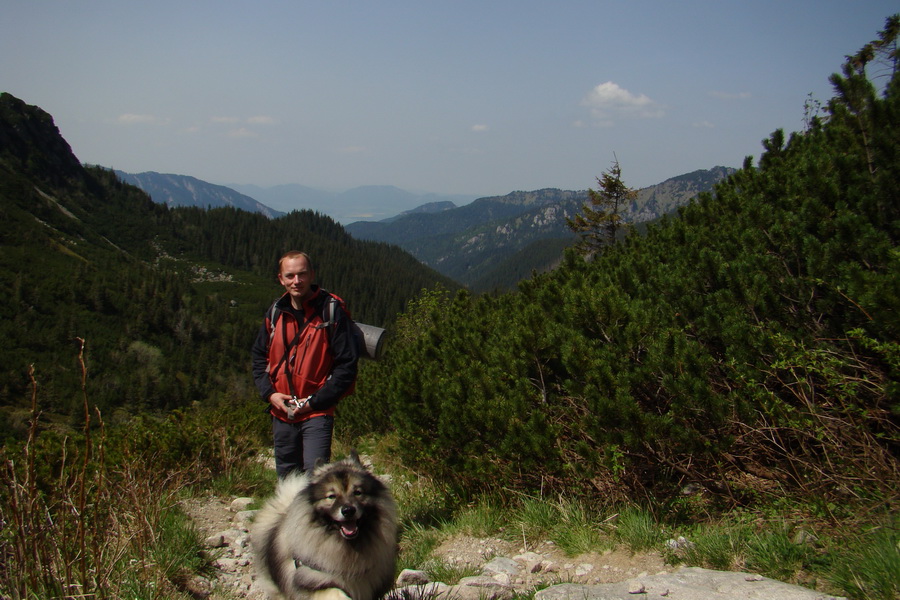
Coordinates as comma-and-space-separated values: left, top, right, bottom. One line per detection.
567, 156, 636, 256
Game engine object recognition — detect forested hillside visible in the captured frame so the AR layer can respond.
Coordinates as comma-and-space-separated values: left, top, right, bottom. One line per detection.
0, 92, 455, 438
347, 169, 734, 291
350, 20, 900, 506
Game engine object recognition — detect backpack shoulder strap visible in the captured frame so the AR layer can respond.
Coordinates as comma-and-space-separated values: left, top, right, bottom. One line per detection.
315, 291, 342, 330
266, 300, 282, 344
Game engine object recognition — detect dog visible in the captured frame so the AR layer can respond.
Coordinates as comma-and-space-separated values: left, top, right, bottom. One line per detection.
251, 451, 399, 600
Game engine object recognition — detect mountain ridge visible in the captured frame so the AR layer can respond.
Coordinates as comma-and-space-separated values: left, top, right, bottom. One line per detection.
228, 182, 478, 223
346, 167, 735, 291
115, 164, 734, 292
115, 170, 283, 218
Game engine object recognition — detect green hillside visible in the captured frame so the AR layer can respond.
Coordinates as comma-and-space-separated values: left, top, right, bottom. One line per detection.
0, 92, 456, 435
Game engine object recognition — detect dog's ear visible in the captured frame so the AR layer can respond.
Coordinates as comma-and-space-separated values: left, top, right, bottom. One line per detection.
348, 449, 361, 465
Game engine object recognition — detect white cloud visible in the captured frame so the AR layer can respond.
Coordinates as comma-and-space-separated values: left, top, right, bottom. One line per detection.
212, 115, 276, 126
693, 120, 715, 128
580, 82, 664, 124
471, 124, 488, 132
117, 113, 164, 125
228, 127, 258, 138
710, 90, 751, 100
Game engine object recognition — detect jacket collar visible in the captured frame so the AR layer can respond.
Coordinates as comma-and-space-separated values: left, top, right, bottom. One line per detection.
275, 284, 322, 314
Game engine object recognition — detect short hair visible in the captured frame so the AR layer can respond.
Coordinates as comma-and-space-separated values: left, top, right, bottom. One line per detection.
278, 251, 314, 274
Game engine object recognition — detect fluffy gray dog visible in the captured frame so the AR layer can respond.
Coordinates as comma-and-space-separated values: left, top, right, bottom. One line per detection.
251, 452, 398, 600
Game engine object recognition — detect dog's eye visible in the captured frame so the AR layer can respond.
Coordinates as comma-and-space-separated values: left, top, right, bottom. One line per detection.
353, 489, 363, 497
326, 492, 337, 500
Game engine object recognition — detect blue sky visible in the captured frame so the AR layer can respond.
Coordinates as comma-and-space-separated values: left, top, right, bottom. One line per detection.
2, 1, 896, 197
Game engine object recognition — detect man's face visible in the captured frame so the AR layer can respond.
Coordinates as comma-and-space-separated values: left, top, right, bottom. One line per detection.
278, 256, 315, 306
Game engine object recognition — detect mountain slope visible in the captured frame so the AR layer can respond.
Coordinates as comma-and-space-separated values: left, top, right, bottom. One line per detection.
347, 168, 734, 290
116, 170, 283, 218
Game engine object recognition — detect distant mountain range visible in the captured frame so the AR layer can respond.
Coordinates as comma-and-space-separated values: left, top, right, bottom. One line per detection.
114, 172, 479, 224
228, 183, 479, 223
115, 166, 735, 292
114, 170, 284, 219
345, 167, 735, 291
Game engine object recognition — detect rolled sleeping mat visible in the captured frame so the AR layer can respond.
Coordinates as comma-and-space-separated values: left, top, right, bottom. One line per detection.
354, 322, 387, 360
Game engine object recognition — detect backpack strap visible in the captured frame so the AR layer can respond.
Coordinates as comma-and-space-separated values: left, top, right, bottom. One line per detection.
266, 301, 282, 346
269, 313, 302, 397
315, 294, 339, 330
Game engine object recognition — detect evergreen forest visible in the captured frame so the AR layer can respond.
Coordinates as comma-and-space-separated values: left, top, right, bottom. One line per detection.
0, 93, 457, 435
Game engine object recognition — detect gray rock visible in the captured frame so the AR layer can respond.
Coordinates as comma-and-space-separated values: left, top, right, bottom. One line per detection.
457, 574, 511, 589
218, 528, 247, 546
792, 529, 818, 546
231, 497, 254, 512
204, 532, 227, 548
533, 567, 846, 600
513, 551, 546, 573
483, 556, 522, 576
215, 557, 241, 572
447, 580, 514, 600
236, 509, 258, 525
397, 569, 431, 586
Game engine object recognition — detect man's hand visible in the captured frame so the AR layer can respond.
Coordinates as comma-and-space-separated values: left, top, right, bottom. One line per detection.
269, 393, 313, 419
269, 392, 293, 413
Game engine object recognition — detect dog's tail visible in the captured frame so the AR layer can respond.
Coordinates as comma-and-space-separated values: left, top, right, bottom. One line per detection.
252, 471, 310, 548
272, 471, 310, 510
254, 472, 308, 521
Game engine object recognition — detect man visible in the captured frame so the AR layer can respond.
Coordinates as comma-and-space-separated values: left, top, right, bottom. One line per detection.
251, 251, 359, 477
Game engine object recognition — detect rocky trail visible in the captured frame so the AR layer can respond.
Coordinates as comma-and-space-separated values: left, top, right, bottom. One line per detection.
179, 492, 846, 600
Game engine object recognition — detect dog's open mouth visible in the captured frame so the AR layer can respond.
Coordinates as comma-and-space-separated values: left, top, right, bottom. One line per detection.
339, 520, 359, 540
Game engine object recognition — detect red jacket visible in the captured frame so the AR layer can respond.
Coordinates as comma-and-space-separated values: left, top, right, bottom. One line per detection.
251, 287, 359, 423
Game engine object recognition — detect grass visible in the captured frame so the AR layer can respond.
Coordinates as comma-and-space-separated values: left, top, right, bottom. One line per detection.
368, 444, 899, 600
614, 506, 666, 553
0, 356, 262, 600
745, 526, 817, 583
668, 521, 751, 571
827, 520, 900, 600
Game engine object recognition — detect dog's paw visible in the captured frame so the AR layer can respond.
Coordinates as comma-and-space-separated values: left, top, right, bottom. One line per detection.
310, 588, 352, 600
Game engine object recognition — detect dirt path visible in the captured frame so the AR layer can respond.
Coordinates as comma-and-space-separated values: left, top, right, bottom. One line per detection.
180, 494, 265, 599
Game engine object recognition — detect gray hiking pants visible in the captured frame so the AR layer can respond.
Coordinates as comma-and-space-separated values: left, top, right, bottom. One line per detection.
271, 414, 334, 478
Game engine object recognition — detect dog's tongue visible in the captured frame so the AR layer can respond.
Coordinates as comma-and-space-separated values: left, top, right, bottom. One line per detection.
341, 522, 359, 539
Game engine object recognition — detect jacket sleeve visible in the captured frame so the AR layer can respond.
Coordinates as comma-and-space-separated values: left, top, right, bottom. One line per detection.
308, 302, 359, 411
251, 320, 276, 401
